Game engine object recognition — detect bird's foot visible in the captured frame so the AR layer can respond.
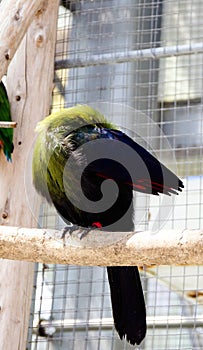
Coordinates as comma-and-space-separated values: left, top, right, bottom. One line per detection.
61, 224, 91, 240
77, 227, 92, 240
77, 223, 102, 239
61, 224, 81, 239
61, 222, 103, 241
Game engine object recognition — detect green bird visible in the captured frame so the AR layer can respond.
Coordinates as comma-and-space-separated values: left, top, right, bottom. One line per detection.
0, 81, 14, 161
32, 105, 183, 345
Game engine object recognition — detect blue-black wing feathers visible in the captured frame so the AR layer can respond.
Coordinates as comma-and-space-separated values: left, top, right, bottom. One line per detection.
84, 127, 183, 196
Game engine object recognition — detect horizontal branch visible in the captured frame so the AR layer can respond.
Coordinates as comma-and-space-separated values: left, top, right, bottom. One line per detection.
0, 226, 202, 265
0, 121, 17, 128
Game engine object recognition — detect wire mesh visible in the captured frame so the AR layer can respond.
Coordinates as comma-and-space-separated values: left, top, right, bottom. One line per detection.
27, 0, 203, 349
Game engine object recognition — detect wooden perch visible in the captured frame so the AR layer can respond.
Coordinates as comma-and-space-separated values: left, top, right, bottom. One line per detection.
0, 226, 203, 266
0, 0, 45, 81
0, 121, 17, 128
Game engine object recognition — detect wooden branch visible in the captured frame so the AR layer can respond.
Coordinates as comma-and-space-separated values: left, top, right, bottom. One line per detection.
0, 2, 60, 350
0, 121, 17, 128
0, 0, 45, 81
0, 226, 202, 266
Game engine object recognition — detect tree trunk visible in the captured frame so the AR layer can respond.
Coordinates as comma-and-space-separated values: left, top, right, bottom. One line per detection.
0, 1, 59, 349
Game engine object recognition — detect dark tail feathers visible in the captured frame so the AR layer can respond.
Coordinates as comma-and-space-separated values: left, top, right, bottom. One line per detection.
107, 266, 146, 345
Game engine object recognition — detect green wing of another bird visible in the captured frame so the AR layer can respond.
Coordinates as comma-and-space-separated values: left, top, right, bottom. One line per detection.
0, 81, 14, 161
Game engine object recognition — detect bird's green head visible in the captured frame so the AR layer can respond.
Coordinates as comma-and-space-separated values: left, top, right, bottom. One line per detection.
32, 105, 114, 202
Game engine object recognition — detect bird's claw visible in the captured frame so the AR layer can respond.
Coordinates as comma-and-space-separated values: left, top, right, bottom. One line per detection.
61, 225, 91, 240
77, 227, 92, 240
61, 224, 80, 239
61, 222, 102, 241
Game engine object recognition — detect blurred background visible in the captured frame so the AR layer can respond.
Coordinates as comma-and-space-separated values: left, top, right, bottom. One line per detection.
27, 1, 203, 349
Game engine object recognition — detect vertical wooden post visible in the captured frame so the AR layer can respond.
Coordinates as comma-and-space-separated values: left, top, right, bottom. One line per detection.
0, 1, 59, 349
0, 0, 45, 79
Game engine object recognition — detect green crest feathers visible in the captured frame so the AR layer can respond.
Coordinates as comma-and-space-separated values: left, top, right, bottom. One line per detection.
32, 105, 114, 202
